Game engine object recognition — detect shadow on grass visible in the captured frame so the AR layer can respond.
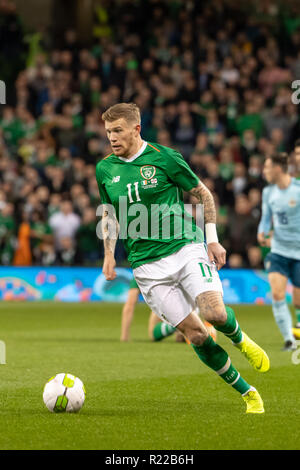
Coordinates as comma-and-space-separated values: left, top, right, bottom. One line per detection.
0, 407, 146, 418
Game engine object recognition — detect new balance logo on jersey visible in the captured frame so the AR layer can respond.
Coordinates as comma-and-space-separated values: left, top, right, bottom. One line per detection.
112, 176, 120, 183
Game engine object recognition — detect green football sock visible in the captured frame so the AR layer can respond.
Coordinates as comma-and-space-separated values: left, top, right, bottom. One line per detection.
153, 322, 176, 341
192, 336, 250, 395
214, 306, 243, 344
295, 307, 300, 324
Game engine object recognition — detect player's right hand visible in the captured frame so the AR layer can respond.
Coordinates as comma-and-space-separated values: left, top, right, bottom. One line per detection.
102, 254, 117, 280
207, 242, 226, 270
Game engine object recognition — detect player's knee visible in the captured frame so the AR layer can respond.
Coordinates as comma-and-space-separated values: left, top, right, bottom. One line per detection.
203, 304, 227, 325
187, 328, 209, 346
272, 292, 285, 303
124, 299, 136, 310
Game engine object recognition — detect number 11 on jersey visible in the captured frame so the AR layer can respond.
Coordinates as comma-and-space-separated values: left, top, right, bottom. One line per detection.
127, 182, 141, 203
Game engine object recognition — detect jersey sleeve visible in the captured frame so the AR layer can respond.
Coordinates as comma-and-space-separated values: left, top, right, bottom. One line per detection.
258, 186, 273, 235
165, 150, 200, 192
95, 163, 112, 204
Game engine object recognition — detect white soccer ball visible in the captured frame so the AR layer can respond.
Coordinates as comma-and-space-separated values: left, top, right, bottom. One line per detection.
43, 373, 86, 413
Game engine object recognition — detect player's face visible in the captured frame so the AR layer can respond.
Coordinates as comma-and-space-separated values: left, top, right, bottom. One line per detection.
263, 158, 277, 183
104, 118, 141, 157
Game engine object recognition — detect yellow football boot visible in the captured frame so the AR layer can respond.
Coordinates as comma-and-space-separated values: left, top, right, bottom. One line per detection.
242, 389, 265, 414
292, 328, 300, 340
234, 332, 270, 372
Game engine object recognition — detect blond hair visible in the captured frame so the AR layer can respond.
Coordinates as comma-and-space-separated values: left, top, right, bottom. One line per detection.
102, 102, 141, 124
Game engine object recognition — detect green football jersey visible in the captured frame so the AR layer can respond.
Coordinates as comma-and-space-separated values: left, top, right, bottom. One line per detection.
96, 141, 203, 269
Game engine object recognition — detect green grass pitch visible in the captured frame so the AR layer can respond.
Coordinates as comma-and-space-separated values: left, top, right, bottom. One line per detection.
0, 301, 299, 450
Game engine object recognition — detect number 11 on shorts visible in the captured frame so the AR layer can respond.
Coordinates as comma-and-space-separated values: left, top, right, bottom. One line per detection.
199, 262, 212, 278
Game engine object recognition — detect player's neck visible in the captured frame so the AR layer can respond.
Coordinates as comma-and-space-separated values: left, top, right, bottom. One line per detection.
277, 173, 291, 189
122, 137, 144, 160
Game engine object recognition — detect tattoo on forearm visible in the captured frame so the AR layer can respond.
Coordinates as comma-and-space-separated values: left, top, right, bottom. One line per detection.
102, 207, 119, 255
189, 183, 216, 224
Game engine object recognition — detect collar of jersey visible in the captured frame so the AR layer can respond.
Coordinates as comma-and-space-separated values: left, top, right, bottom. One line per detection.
117, 140, 147, 162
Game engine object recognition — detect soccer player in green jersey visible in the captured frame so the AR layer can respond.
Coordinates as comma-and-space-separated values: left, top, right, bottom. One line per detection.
96, 102, 270, 414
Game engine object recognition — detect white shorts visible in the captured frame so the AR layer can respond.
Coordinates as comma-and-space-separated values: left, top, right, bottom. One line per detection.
133, 243, 223, 327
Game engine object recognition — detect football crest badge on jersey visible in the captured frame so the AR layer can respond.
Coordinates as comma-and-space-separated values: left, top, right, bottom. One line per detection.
140, 165, 158, 188
288, 199, 297, 207
140, 165, 156, 180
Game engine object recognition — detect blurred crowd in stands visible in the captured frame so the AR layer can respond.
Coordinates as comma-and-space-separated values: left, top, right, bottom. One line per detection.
0, 0, 300, 268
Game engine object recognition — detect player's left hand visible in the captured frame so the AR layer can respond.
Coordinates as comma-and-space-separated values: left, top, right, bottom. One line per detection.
102, 254, 117, 280
207, 242, 226, 270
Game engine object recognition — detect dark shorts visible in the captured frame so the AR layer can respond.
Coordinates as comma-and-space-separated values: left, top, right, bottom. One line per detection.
264, 252, 300, 288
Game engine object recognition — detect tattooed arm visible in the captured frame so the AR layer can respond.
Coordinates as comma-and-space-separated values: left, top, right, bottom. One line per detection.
189, 181, 226, 269
102, 205, 119, 280
189, 181, 216, 224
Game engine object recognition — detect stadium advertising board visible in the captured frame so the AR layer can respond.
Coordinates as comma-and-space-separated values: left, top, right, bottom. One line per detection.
0, 267, 293, 304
